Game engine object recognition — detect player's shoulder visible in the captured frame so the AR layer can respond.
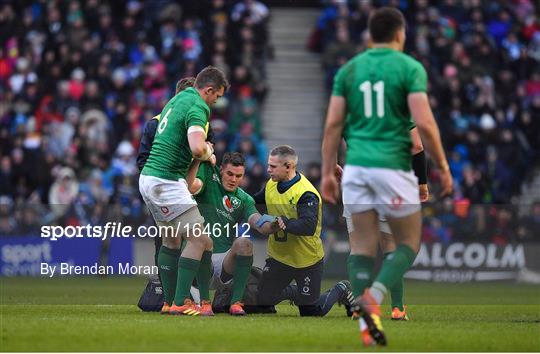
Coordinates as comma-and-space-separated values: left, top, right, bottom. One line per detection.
393, 51, 425, 70
338, 53, 363, 73
182, 87, 210, 114
236, 187, 255, 204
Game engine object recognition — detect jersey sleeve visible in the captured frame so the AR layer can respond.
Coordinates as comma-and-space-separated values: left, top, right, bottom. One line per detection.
406, 61, 428, 93
331, 65, 347, 97
185, 104, 208, 131
242, 194, 259, 221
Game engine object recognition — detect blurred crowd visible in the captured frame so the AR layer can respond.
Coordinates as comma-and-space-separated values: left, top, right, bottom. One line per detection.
310, 0, 540, 243
0, 0, 271, 235
1, 0, 539, 244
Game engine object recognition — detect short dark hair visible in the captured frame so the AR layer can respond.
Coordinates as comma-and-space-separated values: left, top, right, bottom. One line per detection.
175, 77, 195, 94
222, 152, 245, 167
270, 145, 298, 165
195, 66, 230, 91
368, 7, 406, 43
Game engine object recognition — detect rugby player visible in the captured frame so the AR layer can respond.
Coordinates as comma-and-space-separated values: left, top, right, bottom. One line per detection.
139, 66, 229, 316
321, 7, 452, 345
186, 152, 281, 315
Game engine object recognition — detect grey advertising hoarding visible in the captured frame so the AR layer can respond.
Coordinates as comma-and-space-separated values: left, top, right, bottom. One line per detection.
324, 241, 540, 282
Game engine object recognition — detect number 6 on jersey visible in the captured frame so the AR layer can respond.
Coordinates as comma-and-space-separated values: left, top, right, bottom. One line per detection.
157, 107, 172, 134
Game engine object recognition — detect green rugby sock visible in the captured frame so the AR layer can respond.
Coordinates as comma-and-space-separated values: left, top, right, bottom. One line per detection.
373, 245, 416, 304
347, 254, 375, 297
384, 252, 404, 311
157, 246, 180, 305
174, 257, 200, 305
231, 255, 253, 304
196, 251, 213, 302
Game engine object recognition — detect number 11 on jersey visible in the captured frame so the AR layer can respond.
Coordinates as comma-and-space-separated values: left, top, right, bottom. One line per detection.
359, 80, 384, 118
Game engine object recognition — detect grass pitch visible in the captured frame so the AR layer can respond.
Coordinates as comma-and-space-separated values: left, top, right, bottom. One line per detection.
1, 277, 539, 352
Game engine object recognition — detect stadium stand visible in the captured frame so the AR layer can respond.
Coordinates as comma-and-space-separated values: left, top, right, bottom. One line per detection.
0, 0, 271, 234
0, 0, 539, 243
310, 0, 540, 243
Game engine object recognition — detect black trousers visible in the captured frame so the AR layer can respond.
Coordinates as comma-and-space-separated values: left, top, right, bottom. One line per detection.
257, 258, 323, 309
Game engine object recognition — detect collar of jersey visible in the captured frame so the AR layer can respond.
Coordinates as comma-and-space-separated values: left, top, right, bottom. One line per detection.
277, 172, 300, 194
368, 47, 395, 53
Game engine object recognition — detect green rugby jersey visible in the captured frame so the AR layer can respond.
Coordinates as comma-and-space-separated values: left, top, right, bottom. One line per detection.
142, 87, 210, 181
195, 163, 258, 253
332, 48, 427, 170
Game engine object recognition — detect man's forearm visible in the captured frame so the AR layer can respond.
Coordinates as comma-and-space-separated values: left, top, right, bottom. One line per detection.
408, 93, 449, 170
255, 220, 280, 235
188, 130, 212, 160
321, 126, 341, 177
418, 120, 448, 170
185, 160, 201, 186
249, 213, 279, 235
281, 215, 317, 236
281, 192, 319, 236
321, 96, 345, 177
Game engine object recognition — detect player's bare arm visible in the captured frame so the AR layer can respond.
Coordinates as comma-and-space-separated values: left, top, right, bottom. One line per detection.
188, 129, 214, 161
247, 213, 281, 234
321, 95, 346, 204
186, 159, 203, 195
408, 92, 453, 196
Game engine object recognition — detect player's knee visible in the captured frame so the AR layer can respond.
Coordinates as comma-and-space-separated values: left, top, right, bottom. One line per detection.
185, 223, 212, 250
380, 233, 396, 254
298, 305, 322, 317
162, 236, 181, 250
232, 238, 253, 256
204, 234, 213, 251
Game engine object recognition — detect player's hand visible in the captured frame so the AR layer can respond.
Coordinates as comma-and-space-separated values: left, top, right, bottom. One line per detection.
419, 184, 429, 202
321, 174, 339, 204
439, 167, 453, 197
209, 154, 217, 166
276, 216, 287, 230
334, 164, 343, 183
270, 218, 280, 231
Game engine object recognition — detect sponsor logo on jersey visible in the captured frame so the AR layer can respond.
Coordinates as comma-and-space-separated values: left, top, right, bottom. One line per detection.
222, 195, 241, 213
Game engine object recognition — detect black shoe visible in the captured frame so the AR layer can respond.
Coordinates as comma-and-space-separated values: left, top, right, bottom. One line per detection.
336, 280, 355, 317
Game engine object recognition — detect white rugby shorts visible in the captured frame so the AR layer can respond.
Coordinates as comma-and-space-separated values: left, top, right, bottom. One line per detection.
210, 250, 232, 289
139, 174, 197, 223
342, 165, 420, 220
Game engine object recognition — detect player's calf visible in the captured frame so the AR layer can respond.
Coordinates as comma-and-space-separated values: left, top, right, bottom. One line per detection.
222, 238, 254, 312
183, 223, 213, 308
171, 208, 213, 309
